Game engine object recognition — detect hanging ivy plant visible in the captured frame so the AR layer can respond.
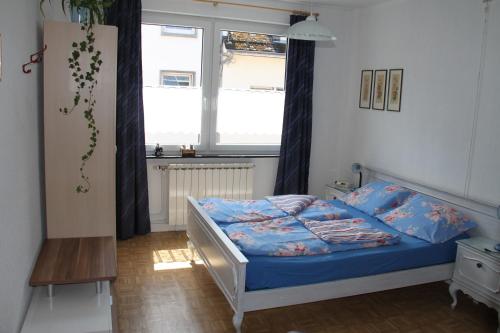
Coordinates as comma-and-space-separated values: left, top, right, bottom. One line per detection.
61, 25, 103, 193
40, 0, 114, 193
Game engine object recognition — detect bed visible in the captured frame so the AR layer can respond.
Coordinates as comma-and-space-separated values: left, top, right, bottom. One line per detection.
186, 167, 499, 333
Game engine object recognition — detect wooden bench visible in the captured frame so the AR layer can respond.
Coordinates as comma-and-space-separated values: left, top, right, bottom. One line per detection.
30, 237, 116, 296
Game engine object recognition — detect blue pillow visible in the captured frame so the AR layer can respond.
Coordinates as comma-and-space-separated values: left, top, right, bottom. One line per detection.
376, 194, 477, 244
341, 181, 415, 216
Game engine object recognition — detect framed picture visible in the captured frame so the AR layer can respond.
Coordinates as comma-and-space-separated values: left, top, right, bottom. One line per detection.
387, 69, 404, 112
359, 70, 373, 109
372, 70, 387, 110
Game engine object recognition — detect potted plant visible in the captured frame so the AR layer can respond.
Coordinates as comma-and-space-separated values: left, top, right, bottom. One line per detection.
40, 0, 114, 27
40, 0, 114, 193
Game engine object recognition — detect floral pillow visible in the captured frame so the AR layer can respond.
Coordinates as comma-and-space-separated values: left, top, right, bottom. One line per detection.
376, 194, 477, 243
341, 181, 415, 216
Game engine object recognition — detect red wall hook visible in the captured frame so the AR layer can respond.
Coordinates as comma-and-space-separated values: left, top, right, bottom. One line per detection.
22, 45, 47, 74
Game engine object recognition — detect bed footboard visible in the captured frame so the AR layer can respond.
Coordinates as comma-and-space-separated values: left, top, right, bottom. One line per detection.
187, 197, 248, 332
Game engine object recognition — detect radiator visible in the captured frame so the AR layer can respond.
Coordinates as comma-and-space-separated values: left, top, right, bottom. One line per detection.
156, 163, 255, 227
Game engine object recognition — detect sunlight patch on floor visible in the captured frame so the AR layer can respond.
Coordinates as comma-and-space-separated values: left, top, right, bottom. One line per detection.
153, 248, 203, 271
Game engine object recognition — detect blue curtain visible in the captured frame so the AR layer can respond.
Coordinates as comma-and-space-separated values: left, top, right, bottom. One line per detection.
106, 0, 151, 239
274, 15, 316, 195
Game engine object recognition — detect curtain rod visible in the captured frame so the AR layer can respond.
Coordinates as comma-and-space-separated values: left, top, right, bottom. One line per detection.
193, 0, 319, 17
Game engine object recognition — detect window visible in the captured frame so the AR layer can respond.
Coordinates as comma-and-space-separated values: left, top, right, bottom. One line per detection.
216, 30, 287, 146
142, 23, 203, 146
160, 71, 195, 87
142, 14, 288, 153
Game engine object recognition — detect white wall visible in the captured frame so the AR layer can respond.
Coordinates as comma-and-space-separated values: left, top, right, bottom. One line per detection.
332, 0, 500, 208
467, 0, 500, 206
0, 1, 44, 332
308, 4, 357, 196
0, 2, 67, 332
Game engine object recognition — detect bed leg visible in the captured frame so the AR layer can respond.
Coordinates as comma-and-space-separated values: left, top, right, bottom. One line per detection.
449, 282, 459, 309
232, 311, 244, 333
187, 240, 195, 262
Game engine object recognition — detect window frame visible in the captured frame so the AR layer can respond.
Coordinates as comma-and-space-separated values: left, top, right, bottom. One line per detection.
142, 13, 213, 154
142, 12, 288, 155
210, 20, 288, 154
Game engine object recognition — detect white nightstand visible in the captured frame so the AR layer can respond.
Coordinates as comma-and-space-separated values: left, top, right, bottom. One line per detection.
449, 237, 500, 332
324, 184, 354, 200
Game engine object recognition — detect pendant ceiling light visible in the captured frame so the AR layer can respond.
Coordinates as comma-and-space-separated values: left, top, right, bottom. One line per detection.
286, 1, 336, 41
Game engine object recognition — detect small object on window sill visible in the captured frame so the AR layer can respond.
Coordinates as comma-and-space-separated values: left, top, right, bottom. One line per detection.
181, 145, 196, 157
154, 143, 163, 157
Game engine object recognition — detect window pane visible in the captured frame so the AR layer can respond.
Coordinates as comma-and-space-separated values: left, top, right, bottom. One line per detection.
142, 24, 203, 146
216, 30, 287, 145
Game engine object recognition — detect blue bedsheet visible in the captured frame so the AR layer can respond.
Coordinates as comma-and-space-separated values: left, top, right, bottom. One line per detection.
243, 200, 465, 290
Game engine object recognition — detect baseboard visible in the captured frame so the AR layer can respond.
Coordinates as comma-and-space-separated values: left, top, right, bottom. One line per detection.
151, 223, 187, 232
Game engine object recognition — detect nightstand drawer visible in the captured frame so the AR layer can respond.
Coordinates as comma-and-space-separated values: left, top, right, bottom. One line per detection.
456, 247, 500, 293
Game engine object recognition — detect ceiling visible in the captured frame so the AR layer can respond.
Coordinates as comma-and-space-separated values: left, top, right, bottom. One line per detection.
278, 0, 392, 8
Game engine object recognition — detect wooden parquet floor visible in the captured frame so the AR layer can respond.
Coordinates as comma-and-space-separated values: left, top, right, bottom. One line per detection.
115, 232, 498, 333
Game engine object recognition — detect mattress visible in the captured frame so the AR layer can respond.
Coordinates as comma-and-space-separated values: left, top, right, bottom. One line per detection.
242, 200, 465, 291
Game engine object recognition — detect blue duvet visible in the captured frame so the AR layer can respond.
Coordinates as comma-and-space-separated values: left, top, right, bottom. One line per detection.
221, 216, 400, 257
200, 196, 399, 257
200, 197, 352, 223
244, 201, 466, 290
199, 198, 288, 223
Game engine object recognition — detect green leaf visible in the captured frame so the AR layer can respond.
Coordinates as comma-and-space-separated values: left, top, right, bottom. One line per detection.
79, 41, 87, 51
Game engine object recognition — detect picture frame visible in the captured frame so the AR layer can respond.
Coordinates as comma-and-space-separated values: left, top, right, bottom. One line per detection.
387, 69, 404, 112
359, 70, 373, 109
372, 70, 387, 111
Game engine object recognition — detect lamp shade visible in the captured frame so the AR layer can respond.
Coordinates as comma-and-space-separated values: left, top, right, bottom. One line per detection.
286, 15, 336, 41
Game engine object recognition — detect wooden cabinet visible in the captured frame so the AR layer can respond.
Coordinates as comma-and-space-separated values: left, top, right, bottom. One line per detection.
43, 21, 117, 239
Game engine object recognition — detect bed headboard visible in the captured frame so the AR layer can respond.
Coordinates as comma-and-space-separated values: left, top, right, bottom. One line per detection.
363, 166, 500, 240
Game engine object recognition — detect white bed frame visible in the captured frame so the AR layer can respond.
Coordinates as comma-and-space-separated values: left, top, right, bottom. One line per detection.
186, 167, 500, 333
